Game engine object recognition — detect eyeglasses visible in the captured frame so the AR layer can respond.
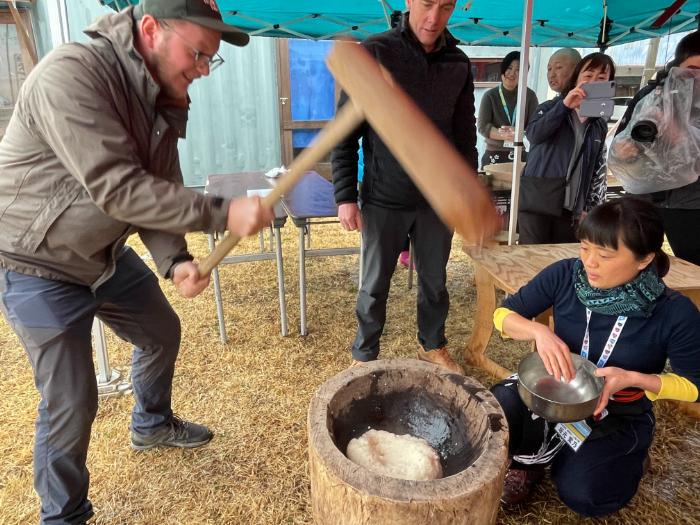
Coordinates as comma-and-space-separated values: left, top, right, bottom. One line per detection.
159, 20, 225, 72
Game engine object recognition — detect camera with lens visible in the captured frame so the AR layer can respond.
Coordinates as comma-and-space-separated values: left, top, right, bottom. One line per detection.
630, 118, 659, 143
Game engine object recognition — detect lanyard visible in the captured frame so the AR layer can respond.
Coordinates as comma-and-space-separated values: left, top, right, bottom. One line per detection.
498, 84, 516, 126
580, 308, 627, 368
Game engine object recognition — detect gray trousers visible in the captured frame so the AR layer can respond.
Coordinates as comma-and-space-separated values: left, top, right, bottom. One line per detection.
0, 248, 180, 525
352, 203, 453, 361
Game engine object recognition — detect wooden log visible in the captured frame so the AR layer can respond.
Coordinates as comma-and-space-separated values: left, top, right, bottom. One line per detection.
308, 359, 508, 525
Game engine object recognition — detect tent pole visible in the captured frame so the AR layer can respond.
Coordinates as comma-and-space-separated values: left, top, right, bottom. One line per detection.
640, 37, 660, 88
507, 0, 533, 246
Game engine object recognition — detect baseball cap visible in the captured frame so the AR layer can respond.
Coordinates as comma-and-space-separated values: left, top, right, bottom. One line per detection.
134, 0, 249, 47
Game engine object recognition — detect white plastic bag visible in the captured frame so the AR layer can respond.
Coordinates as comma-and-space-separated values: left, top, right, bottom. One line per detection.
609, 68, 700, 194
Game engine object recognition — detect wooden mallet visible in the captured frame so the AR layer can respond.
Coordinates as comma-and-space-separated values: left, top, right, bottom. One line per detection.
199, 41, 499, 276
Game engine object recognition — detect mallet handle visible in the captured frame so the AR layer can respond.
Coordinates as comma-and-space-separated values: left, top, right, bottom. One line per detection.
198, 100, 364, 276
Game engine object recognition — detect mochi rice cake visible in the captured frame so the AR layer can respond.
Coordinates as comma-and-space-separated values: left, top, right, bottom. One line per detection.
346, 429, 443, 480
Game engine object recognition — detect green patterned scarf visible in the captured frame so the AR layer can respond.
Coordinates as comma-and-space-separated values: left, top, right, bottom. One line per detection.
573, 259, 665, 318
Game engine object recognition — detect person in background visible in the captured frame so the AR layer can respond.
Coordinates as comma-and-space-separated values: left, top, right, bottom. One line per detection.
493, 197, 700, 515
478, 51, 539, 168
517, 52, 615, 244
0, 1, 272, 524
547, 48, 582, 95
332, 0, 477, 374
611, 31, 700, 267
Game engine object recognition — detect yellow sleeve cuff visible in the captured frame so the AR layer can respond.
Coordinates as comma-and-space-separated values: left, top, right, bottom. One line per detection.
493, 307, 515, 334
645, 373, 699, 402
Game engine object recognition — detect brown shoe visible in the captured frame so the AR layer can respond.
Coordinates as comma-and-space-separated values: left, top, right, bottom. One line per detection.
501, 467, 545, 506
416, 347, 465, 374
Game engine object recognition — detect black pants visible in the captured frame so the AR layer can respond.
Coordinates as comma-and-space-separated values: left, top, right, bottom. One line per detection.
659, 207, 700, 266
352, 203, 453, 360
492, 379, 655, 518
517, 210, 578, 245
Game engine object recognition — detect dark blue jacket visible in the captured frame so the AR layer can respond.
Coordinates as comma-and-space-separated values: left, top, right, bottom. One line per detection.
331, 15, 477, 210
503, 259, 700, 415
522, 97, 608, 215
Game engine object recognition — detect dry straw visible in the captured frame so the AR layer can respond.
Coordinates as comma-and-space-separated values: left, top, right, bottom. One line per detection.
0, 224, 698, 524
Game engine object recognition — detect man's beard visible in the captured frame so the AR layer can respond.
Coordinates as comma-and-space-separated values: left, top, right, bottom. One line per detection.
152, 44, 186, 100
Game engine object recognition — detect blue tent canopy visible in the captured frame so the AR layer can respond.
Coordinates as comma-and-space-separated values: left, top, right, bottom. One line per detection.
101, 0, 698, 47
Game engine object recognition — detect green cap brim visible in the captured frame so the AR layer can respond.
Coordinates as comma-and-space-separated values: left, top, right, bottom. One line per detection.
184, 16, 249, 47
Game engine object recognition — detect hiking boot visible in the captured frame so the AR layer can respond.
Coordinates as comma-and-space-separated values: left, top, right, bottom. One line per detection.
131, 415, 213, 451
501, 466, 545, 506
416, 347, 465, 374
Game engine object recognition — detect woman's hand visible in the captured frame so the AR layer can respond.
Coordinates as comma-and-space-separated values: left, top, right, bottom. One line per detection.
563, 83, 587, 110
533, 324, 576, 382
593, 367, 661, 416
499, 126, 515, 141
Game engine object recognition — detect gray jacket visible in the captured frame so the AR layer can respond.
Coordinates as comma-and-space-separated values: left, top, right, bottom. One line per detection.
0, 7, 228, 289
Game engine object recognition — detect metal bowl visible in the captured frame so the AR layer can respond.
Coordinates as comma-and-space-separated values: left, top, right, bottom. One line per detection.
517, 353, 604, 423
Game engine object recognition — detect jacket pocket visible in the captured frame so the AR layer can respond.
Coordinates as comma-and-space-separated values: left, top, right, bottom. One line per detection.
18, 184, 82, 253
519, 176, 568, 217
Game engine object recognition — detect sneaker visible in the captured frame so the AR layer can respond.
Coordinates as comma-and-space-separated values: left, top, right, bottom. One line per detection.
501, 467, 545, 506
416, 347, 465, 374
131, 415, 213, 451
398, 250, 410, 268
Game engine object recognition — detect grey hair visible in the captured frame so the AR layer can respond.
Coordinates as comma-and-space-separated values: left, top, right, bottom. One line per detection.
550, 48, 582, 64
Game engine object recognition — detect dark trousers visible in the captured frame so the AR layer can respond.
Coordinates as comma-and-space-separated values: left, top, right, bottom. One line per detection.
352, 203, 453, 361
0, 248, 180, 525
492, 380, 655, 517
659, 207, 700, 267
518, 210, 578, 245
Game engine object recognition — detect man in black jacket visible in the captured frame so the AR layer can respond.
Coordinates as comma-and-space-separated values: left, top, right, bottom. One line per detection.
331, 0, 477, 373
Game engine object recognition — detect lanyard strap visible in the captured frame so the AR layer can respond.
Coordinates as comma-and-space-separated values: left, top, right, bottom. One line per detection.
581, 308, 627, 368
498, 84, 516, 126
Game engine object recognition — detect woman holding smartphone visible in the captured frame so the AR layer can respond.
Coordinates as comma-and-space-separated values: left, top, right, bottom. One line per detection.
517, 52, 616, 244
478, 51, 539, 168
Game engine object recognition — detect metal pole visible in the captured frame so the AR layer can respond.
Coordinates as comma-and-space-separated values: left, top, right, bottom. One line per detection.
273, 224, 289, 336
507, 0, 534, 245
299, 225, 308, 336
93, 318, 110, 384
641, 37, 661, 88
208, 233, 228, 343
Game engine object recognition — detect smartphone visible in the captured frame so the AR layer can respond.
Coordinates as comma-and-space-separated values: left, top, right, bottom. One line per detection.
582, 80, 616, 99
579, 98, 614, 118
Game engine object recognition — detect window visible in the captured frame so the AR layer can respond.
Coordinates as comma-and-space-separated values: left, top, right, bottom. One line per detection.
0, 8, 37, 139
471, 58, 504, 85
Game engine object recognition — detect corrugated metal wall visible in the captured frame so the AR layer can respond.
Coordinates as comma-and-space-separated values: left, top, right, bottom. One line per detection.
37, 0, 281, 188
179, 38, 281, 188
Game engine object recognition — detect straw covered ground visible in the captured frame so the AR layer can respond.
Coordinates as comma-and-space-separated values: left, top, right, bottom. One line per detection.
1, 223, 699, 525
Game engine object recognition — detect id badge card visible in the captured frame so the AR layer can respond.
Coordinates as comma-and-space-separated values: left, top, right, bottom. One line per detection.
555, 420, 592, 452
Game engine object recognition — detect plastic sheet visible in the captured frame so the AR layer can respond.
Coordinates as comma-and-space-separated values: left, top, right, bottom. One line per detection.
609, 68, 700, 194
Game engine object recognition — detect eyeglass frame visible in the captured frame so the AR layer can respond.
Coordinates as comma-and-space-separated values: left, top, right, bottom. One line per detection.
158, 19, 225, 72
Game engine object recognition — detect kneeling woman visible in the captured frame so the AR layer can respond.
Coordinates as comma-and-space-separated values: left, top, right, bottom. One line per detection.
491, 197, 700, 517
